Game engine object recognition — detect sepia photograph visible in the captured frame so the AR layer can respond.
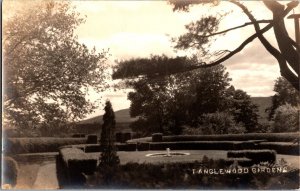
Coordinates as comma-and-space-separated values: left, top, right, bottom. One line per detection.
2, 0, 300, 189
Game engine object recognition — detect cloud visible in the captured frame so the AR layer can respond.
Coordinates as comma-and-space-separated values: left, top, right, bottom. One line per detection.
79, 32, 176, 61
71, 1, 295, 118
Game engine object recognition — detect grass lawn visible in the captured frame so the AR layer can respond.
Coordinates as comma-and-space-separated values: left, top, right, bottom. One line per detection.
87, 150, 299, 168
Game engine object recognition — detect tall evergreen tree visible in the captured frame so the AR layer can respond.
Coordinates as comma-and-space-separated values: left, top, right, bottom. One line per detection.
99, 101, 120, 167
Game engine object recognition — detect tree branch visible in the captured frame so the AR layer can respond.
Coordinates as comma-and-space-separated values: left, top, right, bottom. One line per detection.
201, 20, 272, 38
182, 23, 274, 70
229, 0, 299, 90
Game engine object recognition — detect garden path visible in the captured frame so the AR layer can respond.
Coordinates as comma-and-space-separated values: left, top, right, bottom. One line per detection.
32, 162, 59, 189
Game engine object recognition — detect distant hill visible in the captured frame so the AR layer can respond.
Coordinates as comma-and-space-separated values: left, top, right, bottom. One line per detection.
76, 97, 272, 134
79, 97, 273, 124
251, 96, 272, 123
78, 108, 136, 125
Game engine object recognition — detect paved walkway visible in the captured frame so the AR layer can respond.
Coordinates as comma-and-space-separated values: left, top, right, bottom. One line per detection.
32, 162, 59, 189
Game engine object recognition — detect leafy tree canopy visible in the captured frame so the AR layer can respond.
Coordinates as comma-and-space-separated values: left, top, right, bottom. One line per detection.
267, 77, 300, 120
3, 1, 109, 130
122, 58, 258, 135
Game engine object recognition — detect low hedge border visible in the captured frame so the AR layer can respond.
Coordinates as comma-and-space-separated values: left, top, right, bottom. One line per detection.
149, 141, 298, 155
258, 142, 299, 155
66, 141, 298, 155
152, 133, 163, 142
162, 133, 299, 142
137, 142, 150, 151
5, 138, 87, 154
227, 150, 277, 164
129, 133, 299, 143
86, 135, 98, 144
72, 134, 86, 138
115, 132, 132, 143
73, 143, 137, 153
59, 147, 97, 186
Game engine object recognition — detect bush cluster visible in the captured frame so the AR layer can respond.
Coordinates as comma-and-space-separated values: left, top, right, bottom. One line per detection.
273, 104, 299, 133
2, 157, 19, 187
198, 112, 246, 134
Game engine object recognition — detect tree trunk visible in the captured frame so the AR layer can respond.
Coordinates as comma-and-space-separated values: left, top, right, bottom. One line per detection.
263, 1, 300, 91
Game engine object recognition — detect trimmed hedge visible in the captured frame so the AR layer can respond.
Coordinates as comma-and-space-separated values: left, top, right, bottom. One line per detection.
123, 143, 137, 151
137, 142, 150, 151
115, 132, 132, 143
258, 142, 299, 155
123, 133, 132, 142
129, 133, 299, 143
72, 134, 86, 138
59, 147, 97, 186
227, 150, 276, 164
82, 143, 137, 153
152, 133, 163, 142
2, 157, 19, 187
75, 141, 298, 155
86, 135, 98, 144
162, 133, 299, 142
85, 145, 101, 153
115, 133, 123, 142
149, 141, 237, 150
5, 137, 87, 154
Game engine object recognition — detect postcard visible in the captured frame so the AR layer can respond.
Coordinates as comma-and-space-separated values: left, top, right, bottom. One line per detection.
2, 0, 300, 189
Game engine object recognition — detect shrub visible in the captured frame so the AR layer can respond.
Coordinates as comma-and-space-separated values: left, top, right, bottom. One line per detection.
152, 133, 163, 142
199, 112, 246, 134
5, 137, 87, 154
99, 101, 120, 167
227, 150, 276, 164
273, 104, 299, 132
86, 135, 98, 144
2, 157, 19, 187
256, 122, 274, 133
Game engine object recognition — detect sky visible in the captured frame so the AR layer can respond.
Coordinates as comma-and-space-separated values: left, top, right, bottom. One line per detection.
4, 0, 298, 119
70, 1, 298, 118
